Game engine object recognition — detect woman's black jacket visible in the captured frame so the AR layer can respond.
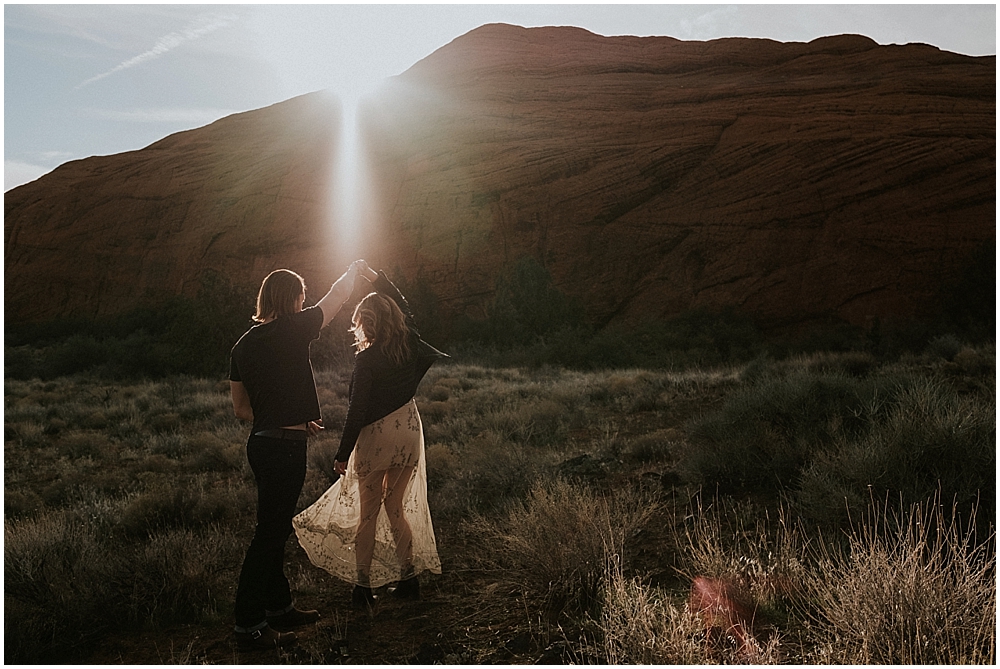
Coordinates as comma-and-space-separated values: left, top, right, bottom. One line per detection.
335, 271, 448, 461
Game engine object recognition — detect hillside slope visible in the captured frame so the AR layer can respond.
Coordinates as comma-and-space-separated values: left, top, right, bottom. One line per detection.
5, 24, 994, 332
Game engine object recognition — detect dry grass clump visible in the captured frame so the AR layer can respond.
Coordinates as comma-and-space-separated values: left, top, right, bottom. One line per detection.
681, 496, 805, 616
596, 559, 788, 665
620, 428, 682, 465
796, 376, 995, 525
465, 479, 656, 619
425, 442, 458, 480
4, 374, 259, 662
429, 437, 553, 519
665, 491, 995, 666
682, 370, 898, 492
801, 498, 996, 665
680, 349, 995, 530
598, 563, 706, 664
5, 346, 993, 664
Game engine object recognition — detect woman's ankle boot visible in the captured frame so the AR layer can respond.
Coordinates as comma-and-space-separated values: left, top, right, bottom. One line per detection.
392, 567, 420, 600
352, 585, 376, 610
394, 577, 420, 599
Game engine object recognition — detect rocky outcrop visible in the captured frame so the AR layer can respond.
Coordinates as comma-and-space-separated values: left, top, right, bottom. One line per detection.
5, 24, 995, 332
359, 25, 995, 330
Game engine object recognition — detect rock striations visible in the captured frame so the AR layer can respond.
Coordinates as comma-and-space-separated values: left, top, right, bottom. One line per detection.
5, 24, 995, 333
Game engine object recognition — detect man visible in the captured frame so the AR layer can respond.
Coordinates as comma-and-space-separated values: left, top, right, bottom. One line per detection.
229, 261, 359, 650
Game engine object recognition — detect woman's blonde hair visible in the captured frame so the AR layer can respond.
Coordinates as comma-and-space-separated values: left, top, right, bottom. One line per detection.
253, 269, 305, 323
351, 292, 411, 365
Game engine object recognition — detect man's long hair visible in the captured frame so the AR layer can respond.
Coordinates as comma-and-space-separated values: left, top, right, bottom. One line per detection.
253, 269, 305, 322
350, 292, 411, 365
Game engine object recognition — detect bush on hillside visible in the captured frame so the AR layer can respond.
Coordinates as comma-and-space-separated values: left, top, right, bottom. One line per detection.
4, 272, 253, 380
454, 256, 584, 348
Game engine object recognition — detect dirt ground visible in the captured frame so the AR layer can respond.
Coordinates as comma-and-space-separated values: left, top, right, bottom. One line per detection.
76, 529, 549, 663
79, 381, 722, 665
82, 481, 691, 665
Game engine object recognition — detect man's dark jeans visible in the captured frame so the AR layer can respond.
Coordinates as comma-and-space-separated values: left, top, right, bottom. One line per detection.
234, 435, 307, 629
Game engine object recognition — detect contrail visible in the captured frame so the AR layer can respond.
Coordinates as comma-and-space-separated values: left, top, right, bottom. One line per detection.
76, 13, 236, 90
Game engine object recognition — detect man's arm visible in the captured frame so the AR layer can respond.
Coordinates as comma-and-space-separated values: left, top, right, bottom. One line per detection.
316, 263, 361, 328
230, 381, 254, 422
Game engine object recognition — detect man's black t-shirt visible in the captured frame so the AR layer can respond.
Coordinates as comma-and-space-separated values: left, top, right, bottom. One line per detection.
230, 306, 324, 433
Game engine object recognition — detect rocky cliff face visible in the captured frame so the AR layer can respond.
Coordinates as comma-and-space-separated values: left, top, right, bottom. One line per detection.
5, 24, 995, 333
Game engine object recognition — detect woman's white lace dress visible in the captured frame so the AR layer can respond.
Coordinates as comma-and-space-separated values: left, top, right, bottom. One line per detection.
293, 400, 441, 587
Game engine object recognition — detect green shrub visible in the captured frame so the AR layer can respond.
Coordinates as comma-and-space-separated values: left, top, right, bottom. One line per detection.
942, 240, 994, 341
796, 377, 996, 525
46, 335, 110, 377
926, 334, 964, 362
4, 271, 253, 380
4, 345, 43, 380
481, 256, 584, 348
680, 372, 905, 492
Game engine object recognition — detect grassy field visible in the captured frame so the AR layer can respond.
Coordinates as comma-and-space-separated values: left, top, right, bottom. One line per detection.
4, 343, 995, 664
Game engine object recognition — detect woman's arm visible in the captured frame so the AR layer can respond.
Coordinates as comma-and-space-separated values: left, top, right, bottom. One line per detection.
356, 260, 415, 324
334, 359, 374, 473
230, 381, 254, 422
316, 262, 361, 328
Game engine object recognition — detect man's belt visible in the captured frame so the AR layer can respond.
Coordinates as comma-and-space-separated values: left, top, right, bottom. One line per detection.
253, 428, 308, 441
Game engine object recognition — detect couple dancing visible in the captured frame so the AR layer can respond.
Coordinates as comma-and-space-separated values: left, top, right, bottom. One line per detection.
228, 259, 447, 651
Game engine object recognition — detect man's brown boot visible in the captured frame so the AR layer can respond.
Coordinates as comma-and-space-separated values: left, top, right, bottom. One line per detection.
267, 607, 320, 631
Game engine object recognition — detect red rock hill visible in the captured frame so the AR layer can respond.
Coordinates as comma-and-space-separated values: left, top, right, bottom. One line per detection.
5, 24, 995, 332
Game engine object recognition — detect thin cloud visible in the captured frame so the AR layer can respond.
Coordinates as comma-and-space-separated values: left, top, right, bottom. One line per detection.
83, 107, 236, 124
76, 13, 236, 89
38, 150, 76, 162
677, 6, 740, 40
5, 160, 54, 191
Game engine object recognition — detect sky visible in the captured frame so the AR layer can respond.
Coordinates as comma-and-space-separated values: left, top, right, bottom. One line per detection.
4, 3, 996, 192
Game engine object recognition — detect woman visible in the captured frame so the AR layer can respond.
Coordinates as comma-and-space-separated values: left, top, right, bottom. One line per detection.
229, 262, 360, 650
294, 261, 446, 609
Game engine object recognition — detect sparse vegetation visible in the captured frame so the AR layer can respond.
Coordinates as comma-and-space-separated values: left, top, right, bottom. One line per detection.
4, 339, 994, 663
